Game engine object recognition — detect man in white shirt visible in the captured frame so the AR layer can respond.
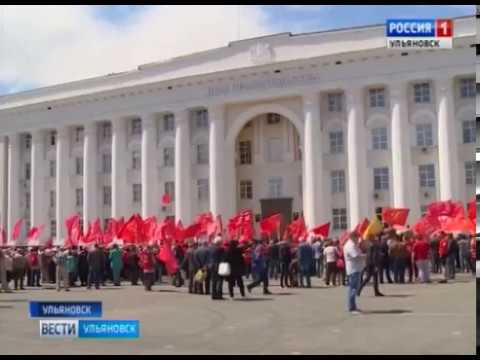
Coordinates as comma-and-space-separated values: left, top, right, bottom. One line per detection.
343, 231, 366, 314
323, 240, 338, 286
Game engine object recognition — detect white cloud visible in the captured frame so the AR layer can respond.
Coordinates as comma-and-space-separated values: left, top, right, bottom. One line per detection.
0, 5, 272, 90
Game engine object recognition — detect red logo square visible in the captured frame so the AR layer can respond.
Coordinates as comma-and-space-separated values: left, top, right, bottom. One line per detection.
436, 19, 453, 37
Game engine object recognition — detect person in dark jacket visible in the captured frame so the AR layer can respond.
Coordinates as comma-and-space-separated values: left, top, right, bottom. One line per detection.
194, 240, 211, 295
357, 234, 384, 297
183, 241, 198, 294
77, 247, 89, 287
278, 238, 292, 288
172, 242, 185, 287
210, 236, 226, 300
268, 239, 280, 280
378, 231, 393, 284
247, 239, 271, 295
126, 246, 140, 285
87, 244, 105, 290
298, 240, 314, 288
225, 240, 245, 298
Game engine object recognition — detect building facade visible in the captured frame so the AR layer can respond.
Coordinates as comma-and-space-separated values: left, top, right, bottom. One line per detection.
0, 16, 476, 244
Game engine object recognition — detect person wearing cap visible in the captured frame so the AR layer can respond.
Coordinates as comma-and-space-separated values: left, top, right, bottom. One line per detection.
210, 236, 226, 300
343, 231, 366, 314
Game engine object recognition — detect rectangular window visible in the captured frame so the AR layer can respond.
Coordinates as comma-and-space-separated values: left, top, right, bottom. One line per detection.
102, 123, 112, 139
50, 131, 56, 147
49, 160, 56, 178
240, 180, 253, 200
465, 161, 475, 185
419, 164, 435, 188
163, 147, 175, 167
239, 141, 252, 165
103, 186, 111, 206
51, 220, 56, 238
102, 153, 111, 174
163, 114, 175, 132
133, 184, 142, 203
76, 188, 83, 207
267, 113, 281, 124
132, 150, 141, 170
50, 191, 55, 208
74, 127, 84, 143
268, 177, 283, 198
197, 144, 209, 165
132, 118, 142, 135
332, 208, 347, 230
373, 167, 389, 191
75, 157, 84, 176
327, 93, 343, 112
416, 124, 433, 147
413, 83, 431, 103
459, 78, 475, 98
195, 110, 209, 129
25, 134, 31, 150
331, 170, 346, 193
25, 163, 31, 180
369, 88, 385, 108
197, 179, 209, 201
329, 131, 344, 154
165, 181, 175, 202
462, 120, 475, 144
372, 127, 388, 150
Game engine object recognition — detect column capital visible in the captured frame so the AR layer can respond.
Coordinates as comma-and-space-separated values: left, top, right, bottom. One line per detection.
208, 104, 225, 118
56, 127, 69, 139
173, 109, 190, 124
302, 92, 319, 107
435, 77, 454, 96
140, 113, 157, 127
345, 87, 363, 109
83, 122, 97, 135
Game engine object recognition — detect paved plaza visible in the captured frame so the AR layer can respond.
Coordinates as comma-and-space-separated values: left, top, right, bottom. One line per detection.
0, 274, 476, 355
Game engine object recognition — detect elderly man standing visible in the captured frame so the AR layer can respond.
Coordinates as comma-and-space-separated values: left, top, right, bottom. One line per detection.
343, 231, 366, 314
210, 236, 226, 300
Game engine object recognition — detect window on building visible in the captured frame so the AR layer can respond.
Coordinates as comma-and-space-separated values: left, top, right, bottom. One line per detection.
132, 118, 142, 135
49, 160, 56, 178
133, 184, 142, 203
165, 181, 175, 202
267, 113, 281, 124
240, 180, 253, 200
327, 93, 343, 112
51, 220, 56, 238
419, 164, 435, 188
413, 83, 431, 103
462, 120, 475, 144
459, 78, 475, 98
132, 150, 141, 170
163, 114, 175, 132
416, 124, 433, 147
25, 134, 31, 150
102, 153, 111, 174
50, 191, 55, 208
197, 144, 209, 165
267, 138, 282, 162
103, 186, 111, 206
268, 177, 283, 198
102, 123, 111, 139
331, 170, 346, 193
76, 188, 83, 207
75, 157, 84, 176
369, 88, 385, 108
239, 141, 252, 165
25, 163, 31, 180
162, 147, 174, 167
197, 179, 209, 201
465, 161, 475, 185
329, 131, 344, 154
195, 109, 209, 129
74, 127, 84, 143
332, 208, 347, 230
50, 131, 56, 147
372, 127, 388, 150
373, 167, 389, 191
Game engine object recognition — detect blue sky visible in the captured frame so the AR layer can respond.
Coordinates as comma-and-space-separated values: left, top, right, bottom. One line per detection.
0, 5, 474, 96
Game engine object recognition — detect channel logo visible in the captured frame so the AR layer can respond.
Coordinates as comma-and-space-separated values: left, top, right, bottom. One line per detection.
29, 301, 102, 318
39, 320, 140, 339
386, 19, 453, 49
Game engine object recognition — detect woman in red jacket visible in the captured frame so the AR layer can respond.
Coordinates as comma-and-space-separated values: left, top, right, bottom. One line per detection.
139, 246, 156, 291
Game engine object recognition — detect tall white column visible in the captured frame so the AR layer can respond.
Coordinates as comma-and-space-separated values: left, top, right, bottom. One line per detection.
56, 127, 69, 244
30, 130, 47, 241
7, 134, 20, 244
302, 93, 325, 228
209, 104, 225, 217
141, 114, 157, 218
112, 118, 127, 219
435, 77, 458, 201
346, 87, 368, 228
0, 136, 8, 233
174, 109, 192, 224
83, 123, 98, 226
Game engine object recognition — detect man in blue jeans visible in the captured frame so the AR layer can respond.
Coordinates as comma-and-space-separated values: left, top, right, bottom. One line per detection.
343, 231, 366, 314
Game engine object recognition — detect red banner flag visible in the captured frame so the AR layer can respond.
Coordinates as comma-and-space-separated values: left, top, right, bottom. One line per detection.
426, 200, 465, 221
157, 245, 178, 275
102, 219, 115, 246
287, 217, 307, 242
467, 197, 476, 223
12, 219, 24, 241
118, 214, 142, 244
382, 208, 410, 226
413, 216, 440, 237
161, 193, 171, 206
27, 225, 45, 243
183, 223, 202, 239
142, 217, 157, 244
259, 213, 282, 237
310, 222, 330, 238
441, 215, 475, 235
354, 218, 370, 236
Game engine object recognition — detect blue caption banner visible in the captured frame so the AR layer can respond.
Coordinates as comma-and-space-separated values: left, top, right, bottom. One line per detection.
29, 301, 102, 318
386, 19, 435, 37
78, 320, 140, 339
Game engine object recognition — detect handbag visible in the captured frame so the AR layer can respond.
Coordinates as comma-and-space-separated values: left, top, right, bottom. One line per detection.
194, 269, 205, 283
218, 262, 231, 277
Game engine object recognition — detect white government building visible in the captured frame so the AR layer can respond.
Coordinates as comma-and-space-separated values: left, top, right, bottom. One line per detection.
0, 16, 476, 245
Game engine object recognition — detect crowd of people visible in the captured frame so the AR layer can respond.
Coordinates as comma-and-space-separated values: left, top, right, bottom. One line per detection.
0, 223, 476, 313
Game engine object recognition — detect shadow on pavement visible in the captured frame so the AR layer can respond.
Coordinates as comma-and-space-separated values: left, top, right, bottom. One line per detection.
361, 309, 412, 315
233, 298, 274, 302
384, 294, 414, 298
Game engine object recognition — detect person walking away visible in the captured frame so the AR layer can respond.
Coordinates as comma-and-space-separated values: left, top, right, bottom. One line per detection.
298, 239, 313, 288
247, 239, 271, 295
27, 248, 41, 287
430, 235, 441, 274
225, 240, 246, 298
357, 235, 384, 296
344, 231, 367, 314
278, 238, 292, 288
183, 241, 198, 294
412, 234, 431, 283
194, 240, 211, 295
268, 239, 280, 280
12, 249, 27, 290
312, 238, 324, 278
126, 246, 140, 286
379, 230, 394, 284
173, 242, 185, 287
78, 247, 89, 287
324, 240, 338, 286
458, 235, 470, 273
446, 234, 458, 280
54, 247, 69, 292
87, 244, 105, 290
66, 249, 77, 287
109, 244, 123, 286
140, 246, 156, 291
210, 236, 226, 300
336, 242, 347, 286
0, 248, 12, 292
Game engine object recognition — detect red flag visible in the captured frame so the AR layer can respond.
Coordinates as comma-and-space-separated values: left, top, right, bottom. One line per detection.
118, 214, 142, 244
413, 216, 440, 237
354, 218, 370, 235
27, 225, 45, 243
12, 219, 24, 241
44, 238, 53, 249
239, 225, 254, 244
65, 214, 80, 234
157, 245, 178, 275
142, 216, 157, 244
0, 226, 6, 245
310, 222, 330, 238
426, 200, 465, 220
467, 197, 476, 223
183, 223, 202, 239
115, 217, 125, 238
441, 215, 475, 235
287, 217, 307, 242
102, 219, 115, 246
260, 213, 282, 236
161, 193, 171, 206
382, 208, 409, 226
